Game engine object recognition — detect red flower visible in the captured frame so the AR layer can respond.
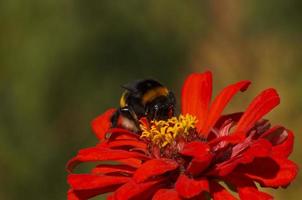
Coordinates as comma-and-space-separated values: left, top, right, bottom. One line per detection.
67, 71, 298, 200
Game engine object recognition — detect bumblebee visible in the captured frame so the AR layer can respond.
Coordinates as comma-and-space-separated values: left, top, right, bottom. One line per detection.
111, 79, 176, 132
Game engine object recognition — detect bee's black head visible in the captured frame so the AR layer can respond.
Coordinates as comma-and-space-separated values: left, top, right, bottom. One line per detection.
145, 91, 176, 121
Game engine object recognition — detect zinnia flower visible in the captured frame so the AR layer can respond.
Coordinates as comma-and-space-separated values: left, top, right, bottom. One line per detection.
67, 71, 298, 200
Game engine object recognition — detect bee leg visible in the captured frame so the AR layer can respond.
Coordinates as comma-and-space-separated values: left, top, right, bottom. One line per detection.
125, 107, 142, 132
110, 109, 121, 128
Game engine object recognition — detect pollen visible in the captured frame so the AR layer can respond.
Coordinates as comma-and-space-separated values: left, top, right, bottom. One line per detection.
140, 114, 198, 148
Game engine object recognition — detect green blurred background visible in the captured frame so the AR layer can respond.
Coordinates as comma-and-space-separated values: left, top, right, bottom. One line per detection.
0, 1, 301, 199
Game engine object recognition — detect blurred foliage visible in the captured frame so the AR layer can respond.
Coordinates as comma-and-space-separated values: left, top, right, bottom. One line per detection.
0, 0, 301, 199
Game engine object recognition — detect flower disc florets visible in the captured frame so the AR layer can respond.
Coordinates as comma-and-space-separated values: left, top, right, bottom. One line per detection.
140, 114, 205, 161
140, 114, 198, 147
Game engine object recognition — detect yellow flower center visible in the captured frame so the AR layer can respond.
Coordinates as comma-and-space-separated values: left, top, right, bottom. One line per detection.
140, 114, 198, 148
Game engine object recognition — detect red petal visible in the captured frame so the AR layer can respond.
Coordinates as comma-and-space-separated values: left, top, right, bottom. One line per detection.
272, 130, 294, 158
208, 135, 243, 147
209, 181, 237, 200
175, 174, 209, 198
181, 72, 212, 133
152, 189, 181, 200
108, 128, 139, 140
68, 174, 130, 190
210, 139, 272, 176
238, 189, 272, 200
226, 174, 273, 200
67, 147, 148, 172
117, 158, 142, 168
180, 141, 211, 158
104, 139, 147, 150
261, 127, 294, 158
68, 174, 130, 199
113, 179, 165, 200
133, 159, 179, 183
91, 109, 116, 140
139, 117, 150, 129
214, 112, 243, 130
67, 189, 80, 200
202, 80, 250, 135
180, 142, 213, 176
187, 157, 213, 176
236, 157, 298, 187
234, 89, 280, 139
91, 164, 136, 175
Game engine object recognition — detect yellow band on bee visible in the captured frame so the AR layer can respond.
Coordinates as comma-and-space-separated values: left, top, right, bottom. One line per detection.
142, 87, 169, 105
120, 91, 128, 107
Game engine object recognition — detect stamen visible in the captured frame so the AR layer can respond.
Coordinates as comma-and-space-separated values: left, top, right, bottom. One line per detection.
140, 114, 197, 148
